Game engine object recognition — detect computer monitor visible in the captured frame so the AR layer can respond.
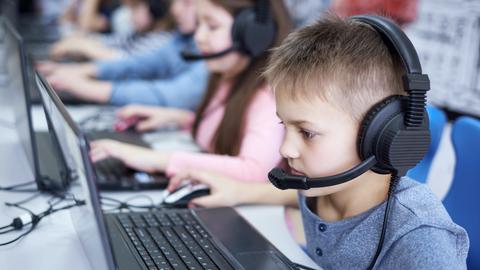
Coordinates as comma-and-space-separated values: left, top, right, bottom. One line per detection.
3, 17, 39, 184
0, 1, 18, 27
34, 71, 116, 270
3, 17, 69, 191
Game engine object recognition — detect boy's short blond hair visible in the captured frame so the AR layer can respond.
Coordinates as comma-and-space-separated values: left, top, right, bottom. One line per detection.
264, 14, 405, 122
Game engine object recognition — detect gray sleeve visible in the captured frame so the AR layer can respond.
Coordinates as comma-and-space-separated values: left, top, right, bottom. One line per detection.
380, 226, 467, 270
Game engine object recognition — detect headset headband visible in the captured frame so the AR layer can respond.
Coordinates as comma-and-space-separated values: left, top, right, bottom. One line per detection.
349, 15, 430, 129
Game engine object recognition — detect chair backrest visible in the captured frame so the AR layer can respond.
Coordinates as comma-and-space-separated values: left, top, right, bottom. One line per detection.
407, 105, 447, 183
443, 116, 480, 269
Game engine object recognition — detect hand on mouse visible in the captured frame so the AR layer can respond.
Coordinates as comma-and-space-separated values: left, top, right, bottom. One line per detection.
116, 105, 194, 132
168, 170, 250, 208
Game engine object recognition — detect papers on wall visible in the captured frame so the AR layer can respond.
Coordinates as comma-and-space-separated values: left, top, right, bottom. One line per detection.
404, 0, 480, 116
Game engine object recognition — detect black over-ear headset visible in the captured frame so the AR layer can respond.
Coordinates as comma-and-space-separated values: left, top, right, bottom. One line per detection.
182, 0, 277, 61
147, 0, 170, 20
268, 15, 431, 190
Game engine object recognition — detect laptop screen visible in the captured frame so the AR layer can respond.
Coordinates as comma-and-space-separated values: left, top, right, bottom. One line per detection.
0, 1, 18, 27
2, 18, 39, 182
35, 73, 116, 270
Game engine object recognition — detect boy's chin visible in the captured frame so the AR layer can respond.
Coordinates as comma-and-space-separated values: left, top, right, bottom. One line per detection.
300, 186, 342, 197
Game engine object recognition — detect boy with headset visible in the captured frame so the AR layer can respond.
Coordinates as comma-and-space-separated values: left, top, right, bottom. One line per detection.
168, 14, 469, 269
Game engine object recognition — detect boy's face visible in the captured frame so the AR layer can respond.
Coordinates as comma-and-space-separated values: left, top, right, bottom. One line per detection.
275, 89, 362, 197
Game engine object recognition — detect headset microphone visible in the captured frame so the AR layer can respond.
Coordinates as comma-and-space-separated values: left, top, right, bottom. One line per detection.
268, 156, 377, 190
181, 44, 238, 61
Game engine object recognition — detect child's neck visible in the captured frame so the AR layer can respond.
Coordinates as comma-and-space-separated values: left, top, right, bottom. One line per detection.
222, 57, 250, 80
316, 172, 391, 222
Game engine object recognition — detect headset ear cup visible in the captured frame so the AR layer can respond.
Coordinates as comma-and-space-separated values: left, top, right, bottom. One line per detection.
148, 0, 170, 20
357, 96, 404, 173
231, 9, 251, 54
231, 8, 276, 58
244, 19, 276, 57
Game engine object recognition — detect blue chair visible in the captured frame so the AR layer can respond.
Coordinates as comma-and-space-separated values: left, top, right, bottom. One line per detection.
407, 106, 447, 183
443, 116, 480, 269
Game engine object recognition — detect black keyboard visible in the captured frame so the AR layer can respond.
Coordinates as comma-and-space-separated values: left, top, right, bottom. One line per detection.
116, 210, 235, 270
93, 156, 168, 191
95, 158, 130, 184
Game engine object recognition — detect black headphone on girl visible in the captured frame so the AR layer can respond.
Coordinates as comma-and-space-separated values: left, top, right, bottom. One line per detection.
147, 0, 170, 20
268, 15, 431, 190
182, 0, 277, 61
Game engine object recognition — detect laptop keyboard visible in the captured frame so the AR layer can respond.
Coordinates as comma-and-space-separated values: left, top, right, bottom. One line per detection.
116, 210, 235, 270
94, 158, 131, 184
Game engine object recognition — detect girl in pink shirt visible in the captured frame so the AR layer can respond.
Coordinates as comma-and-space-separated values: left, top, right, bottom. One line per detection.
90, 0, 293, 182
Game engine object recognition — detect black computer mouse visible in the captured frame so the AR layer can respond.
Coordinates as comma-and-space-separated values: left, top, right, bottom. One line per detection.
163, 183, 210, 207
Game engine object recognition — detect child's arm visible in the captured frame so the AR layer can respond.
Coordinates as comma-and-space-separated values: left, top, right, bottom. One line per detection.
167, 170, 298, 207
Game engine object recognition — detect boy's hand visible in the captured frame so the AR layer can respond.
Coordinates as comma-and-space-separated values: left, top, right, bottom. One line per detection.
117, 105, 191, 132
168, 170, 250, 208
89, 139, 169, 173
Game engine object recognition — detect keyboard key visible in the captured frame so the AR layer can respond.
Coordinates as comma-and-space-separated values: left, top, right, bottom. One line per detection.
198, 238, 234, 270
167, 213, 185, 226
154, 213, 172, 227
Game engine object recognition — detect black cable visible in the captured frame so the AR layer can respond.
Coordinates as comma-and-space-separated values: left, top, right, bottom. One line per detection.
0, 193, 85, 245
0, 222, 38, 246
100, 195, 157, 212
366, 173, 399, 270
0, 180, 36, 191
4, 192, 42, 206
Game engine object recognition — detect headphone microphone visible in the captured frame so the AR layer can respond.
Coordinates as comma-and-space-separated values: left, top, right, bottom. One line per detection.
181, 44, 238, 61
269, 156, 377, 190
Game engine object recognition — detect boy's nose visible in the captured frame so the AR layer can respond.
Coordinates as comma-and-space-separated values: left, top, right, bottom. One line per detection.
279, 135, 300, 159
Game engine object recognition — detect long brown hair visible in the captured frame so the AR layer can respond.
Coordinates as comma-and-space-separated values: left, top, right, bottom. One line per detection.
192, 0, 292, 155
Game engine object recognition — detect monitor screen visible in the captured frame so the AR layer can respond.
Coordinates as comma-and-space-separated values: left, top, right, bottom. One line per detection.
0, 1, 18, 27
3, 18, 39, 182
35, 73, 115, 270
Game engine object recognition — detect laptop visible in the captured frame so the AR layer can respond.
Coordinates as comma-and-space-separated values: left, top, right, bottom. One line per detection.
35, 72, 169, 191
0, 0, 18, 28
1, 15, 162, 191
38, 69, 299, 270
2, 16, 70, 191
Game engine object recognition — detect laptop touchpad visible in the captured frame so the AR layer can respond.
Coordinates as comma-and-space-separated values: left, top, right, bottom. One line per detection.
235, 251, 292, 270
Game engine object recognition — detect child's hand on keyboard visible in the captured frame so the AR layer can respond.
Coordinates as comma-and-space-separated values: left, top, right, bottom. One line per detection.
116, 105, 193, 132
89, 139, 170, 173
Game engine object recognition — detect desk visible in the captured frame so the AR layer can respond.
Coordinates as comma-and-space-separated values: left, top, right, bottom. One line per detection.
0, 105, 319, 269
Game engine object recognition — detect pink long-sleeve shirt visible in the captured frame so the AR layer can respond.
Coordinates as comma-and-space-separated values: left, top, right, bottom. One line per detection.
165, 80, 284, 182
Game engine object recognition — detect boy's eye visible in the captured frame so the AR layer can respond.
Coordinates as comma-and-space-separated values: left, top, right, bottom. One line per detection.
300, 129, 316, 140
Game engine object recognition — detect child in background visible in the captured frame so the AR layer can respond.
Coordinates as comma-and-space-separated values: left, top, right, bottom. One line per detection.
89, 0, 293, 182
51, 0, 174, 61
39, 0, 208, 108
